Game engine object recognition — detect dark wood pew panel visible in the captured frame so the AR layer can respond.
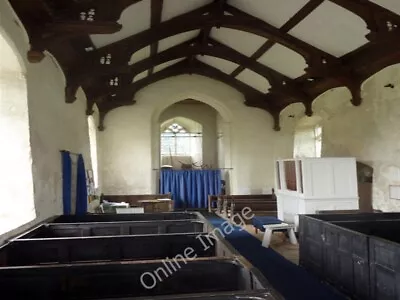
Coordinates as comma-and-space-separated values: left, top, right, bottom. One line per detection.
50, 212, 198, 223
0, 233, 216, 266
0, 258, 275, 300
15, 220, 205, 239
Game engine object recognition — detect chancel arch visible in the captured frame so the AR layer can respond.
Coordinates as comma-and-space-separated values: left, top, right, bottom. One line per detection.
149, 75, 234, 193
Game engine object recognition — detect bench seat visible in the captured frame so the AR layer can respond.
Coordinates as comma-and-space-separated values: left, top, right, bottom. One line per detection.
252, 216, 282, 232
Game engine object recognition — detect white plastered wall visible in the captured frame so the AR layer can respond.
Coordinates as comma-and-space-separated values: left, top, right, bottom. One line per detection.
0, 1, 92, 242
100, 74, 293, 195
282, 66, 400, 211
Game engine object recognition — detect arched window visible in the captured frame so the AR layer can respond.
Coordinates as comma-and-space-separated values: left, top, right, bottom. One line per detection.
0, 31, 35, 234
87, 115, 99, 188
160, 120, 202, 168
294, 116, 323, 158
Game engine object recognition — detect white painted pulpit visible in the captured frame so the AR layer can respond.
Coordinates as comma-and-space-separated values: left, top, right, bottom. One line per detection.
275, 157, 359, 230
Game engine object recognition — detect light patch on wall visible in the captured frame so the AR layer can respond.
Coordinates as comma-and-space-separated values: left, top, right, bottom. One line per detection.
0, 31, 20, 72
0, 31, 35, 235
88, 115, 99, 188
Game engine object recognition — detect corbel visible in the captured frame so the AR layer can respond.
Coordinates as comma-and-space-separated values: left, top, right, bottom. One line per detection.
86, 101, 95, 116
336, 75, 364, 106
98, 110, 106, 131
269, 80, 313, 105
65, 80, 80, 103
303, 100, 313, 117
272, 112, 281, 131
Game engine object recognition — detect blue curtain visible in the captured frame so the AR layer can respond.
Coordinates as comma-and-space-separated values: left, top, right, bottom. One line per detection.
61, 151, 72, 215
76, 154, 88, 215
160, 169, 222, 209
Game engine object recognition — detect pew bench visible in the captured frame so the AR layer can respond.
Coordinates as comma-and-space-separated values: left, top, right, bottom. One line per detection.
208, 193, 278, 223
252, 216, 297, 248
101, 193, 173, 213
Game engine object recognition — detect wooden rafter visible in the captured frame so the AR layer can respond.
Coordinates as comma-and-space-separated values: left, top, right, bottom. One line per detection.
95, 58, 282, 131
68, 2, 337, 81
148, 0, 163, 76
9, 0, 400, 130
78, 35, 313, 108
230, 0, 324, 77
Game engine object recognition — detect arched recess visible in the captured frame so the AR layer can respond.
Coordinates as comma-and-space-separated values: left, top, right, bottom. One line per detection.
312, 86, 353, 120
279, 102, 306, 132
149, 75, 234, 193
361, 63, 400, 96
0, 29, 35, 234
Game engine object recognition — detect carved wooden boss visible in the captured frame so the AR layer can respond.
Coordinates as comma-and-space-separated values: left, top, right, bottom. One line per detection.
8, 0, 400, 130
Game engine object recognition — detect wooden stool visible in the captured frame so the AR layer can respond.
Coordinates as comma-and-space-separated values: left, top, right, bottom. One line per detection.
262, 223, 297, 248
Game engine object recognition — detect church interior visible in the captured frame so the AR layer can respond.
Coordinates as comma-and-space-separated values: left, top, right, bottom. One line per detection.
1, 0, 400, 299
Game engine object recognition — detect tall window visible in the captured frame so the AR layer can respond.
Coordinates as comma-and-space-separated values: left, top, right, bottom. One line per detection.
88, 115, 99, 188
0, 31, 35, 234
294, 123, 323, 158
161, 122, 203, 168
161, 123, 202, 156
314, 125, 322, 157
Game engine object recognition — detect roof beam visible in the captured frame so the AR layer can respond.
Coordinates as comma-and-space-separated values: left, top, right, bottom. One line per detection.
79, 36, 312, 105
68, 2, 338, 84
224, 2, 335, 63
10, 0, 143, 62
148, 0, 164, 76
97, 59, 282, 130
230, 0, 324, 77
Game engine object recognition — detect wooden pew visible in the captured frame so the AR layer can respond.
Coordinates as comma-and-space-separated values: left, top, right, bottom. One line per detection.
101, 193, 173, 212
229, 194, 277, 219
208, 193, 277, 219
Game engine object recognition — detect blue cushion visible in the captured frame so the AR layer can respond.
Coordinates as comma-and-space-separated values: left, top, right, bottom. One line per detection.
252, 216, 282, 231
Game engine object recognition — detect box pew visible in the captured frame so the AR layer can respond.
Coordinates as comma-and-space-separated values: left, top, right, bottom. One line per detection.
15, 220, 205, 239
300, 213, 400, 299
0, 258, 278, 300
0, 233, 215, 266
50, 212, 199, 223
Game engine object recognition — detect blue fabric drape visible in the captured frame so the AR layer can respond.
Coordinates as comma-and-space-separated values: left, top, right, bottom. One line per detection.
160, 169, 221, 209
75, 154, 88, 215
61, 151, 72, 215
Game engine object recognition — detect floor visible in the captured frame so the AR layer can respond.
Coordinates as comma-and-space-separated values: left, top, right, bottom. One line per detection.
215, 211, 300, 265
207, 214, 346, 300
243, 224, 300, 265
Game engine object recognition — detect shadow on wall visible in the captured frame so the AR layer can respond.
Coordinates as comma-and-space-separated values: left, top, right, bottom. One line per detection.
357, 161, 373, 212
